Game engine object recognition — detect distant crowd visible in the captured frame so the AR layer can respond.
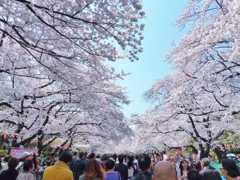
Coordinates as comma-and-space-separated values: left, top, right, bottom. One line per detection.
0, 150, 239, 180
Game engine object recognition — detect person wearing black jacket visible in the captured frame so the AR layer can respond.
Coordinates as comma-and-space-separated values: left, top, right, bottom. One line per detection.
0, 157, 19, 180
115, 154, 128, 180
131, 154, 152, 180
200, 158, 221, 180
72, 152, 87, 180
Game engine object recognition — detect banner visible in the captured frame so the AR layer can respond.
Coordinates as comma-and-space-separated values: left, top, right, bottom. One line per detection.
197, 150, 201, 161
10, 147, 38, 158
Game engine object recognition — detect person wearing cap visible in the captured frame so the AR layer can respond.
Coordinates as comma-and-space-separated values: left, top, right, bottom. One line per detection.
199, 158, 221, 180
16, 152, 34, 173
42, 150, 73, 180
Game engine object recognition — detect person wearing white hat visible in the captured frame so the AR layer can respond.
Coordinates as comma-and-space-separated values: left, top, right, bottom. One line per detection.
16, 152, 34, 173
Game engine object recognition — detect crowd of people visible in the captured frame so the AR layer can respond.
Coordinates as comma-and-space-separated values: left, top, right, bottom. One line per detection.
0, 150, 239, 180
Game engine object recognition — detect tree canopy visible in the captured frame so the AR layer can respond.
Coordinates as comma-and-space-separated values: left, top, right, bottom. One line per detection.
0, 0, 145, 152
127, 0, 240, 158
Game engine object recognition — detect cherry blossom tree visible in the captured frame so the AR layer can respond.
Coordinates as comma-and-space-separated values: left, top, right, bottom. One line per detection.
128, 0, 240, 159
0, 0, 145, 153
0, 53, 132, 153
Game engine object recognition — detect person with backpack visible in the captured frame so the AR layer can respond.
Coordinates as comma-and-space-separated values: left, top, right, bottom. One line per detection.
72, 152, 87, 180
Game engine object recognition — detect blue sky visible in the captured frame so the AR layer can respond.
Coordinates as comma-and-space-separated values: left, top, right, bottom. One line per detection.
111, 0, 187, 118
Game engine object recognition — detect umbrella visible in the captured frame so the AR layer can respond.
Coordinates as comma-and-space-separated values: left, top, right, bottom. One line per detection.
226, 153, 236, 157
